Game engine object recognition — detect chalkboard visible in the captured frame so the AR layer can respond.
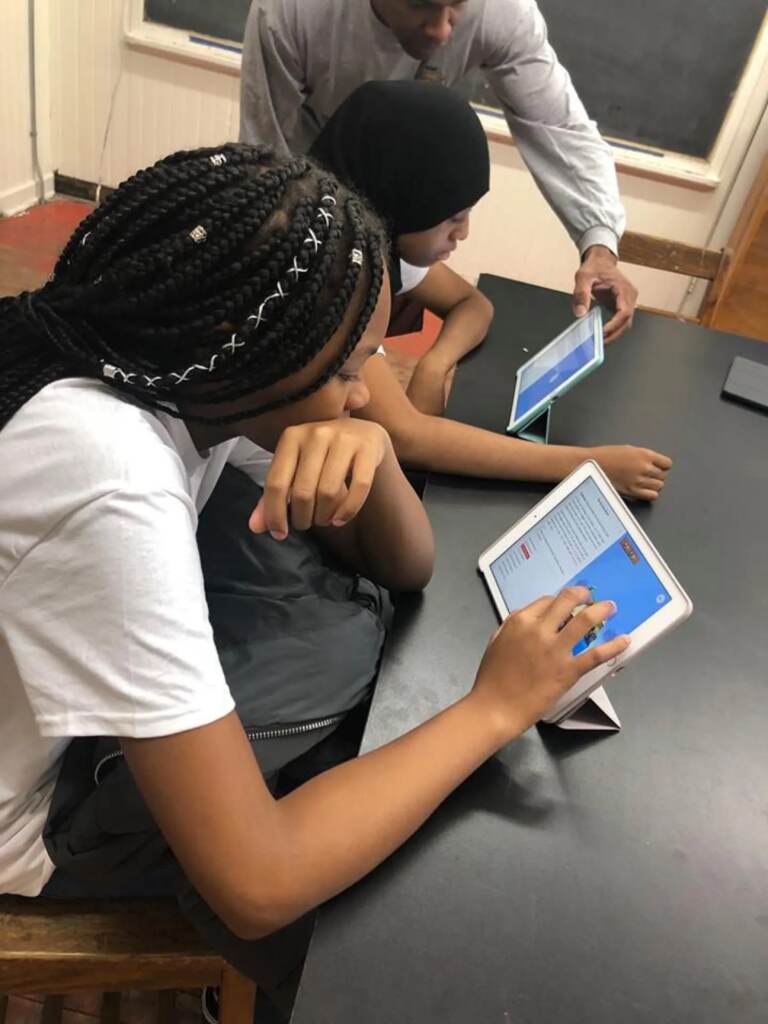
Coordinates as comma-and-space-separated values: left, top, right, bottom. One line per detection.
144, 0, 766, 159
145, 0, 251, 45
457, 0, 766, 159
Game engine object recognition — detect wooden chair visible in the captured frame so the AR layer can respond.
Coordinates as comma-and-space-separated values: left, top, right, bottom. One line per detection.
0, 896, 256, 1024
618, 230, 732, 325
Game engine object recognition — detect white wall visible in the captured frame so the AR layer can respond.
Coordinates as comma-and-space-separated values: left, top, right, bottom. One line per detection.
49, 0, 239, 189
456, 141, 714, 313
11, 0, 763, 313
0, 0, 54, 215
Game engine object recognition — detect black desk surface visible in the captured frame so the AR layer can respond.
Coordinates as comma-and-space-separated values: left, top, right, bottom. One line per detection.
292, 277, 768, 1024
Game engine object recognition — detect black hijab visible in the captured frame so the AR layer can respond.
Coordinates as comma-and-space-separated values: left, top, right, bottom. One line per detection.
310, 81, 490, 290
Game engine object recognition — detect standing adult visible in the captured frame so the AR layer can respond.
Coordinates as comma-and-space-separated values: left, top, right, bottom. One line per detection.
240, 0, 638, 340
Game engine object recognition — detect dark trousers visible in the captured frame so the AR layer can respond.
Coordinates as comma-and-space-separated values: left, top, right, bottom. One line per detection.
42, 705, 368, 1018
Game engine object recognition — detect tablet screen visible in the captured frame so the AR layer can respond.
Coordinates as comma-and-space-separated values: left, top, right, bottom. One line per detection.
514, 314, 599, 422
489, 478, 671, 652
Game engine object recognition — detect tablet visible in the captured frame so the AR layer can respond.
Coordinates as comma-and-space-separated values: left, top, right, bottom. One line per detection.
478, 461, 692, 723
507, 308, 604, 436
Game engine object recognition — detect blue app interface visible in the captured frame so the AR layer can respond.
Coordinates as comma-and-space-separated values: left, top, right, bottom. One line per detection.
490, 478, 670, 652
515, 315, 598, 421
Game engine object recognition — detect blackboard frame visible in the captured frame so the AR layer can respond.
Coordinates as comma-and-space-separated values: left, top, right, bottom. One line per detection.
144, 0, 251, 48
454, 2, 767, 161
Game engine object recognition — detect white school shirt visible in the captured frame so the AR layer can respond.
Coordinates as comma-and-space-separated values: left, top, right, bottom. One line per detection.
397, 261, 429, 296
0, 379, 273, 897
240, 0, 625, 255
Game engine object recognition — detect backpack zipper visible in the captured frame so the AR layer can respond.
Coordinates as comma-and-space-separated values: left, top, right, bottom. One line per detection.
93, 714, 346, 784
93, 748, 124, 784
245, 714, 345, 742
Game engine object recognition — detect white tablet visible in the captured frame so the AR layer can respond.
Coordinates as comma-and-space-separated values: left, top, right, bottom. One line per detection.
478, 461, 692, 723
507, 308, 604, 436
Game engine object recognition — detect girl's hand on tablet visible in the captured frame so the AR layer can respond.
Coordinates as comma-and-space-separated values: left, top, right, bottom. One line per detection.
250, 420, 391, 539
471, 587, 630, 740
591, 445, 673, 501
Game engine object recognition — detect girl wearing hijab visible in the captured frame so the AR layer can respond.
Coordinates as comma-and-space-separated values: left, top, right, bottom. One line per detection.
311, 81, 672, 502
311, 79, 493, 416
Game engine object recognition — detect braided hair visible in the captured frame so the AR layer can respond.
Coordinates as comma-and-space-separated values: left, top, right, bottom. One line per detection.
0, 143, 387, 429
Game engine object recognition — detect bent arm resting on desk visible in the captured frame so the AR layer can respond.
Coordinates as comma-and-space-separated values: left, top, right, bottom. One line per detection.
404, 264, 494, 415
358, 355, 670, 499
248, 420, 434, 591
123, 591, 626, 942
313, 439, 435, 591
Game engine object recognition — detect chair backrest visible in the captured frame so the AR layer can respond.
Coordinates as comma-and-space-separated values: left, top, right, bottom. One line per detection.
618, 230, 732, 324
0, 896, 222, 994
0, 895, 256, 1023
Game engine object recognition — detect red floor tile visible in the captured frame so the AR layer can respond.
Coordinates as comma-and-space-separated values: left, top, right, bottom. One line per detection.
0, 199, 92, 277
385, 309, 442, 358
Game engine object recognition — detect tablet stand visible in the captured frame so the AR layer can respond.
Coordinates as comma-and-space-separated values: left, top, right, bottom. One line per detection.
517, 405, 552, 445
554, 686, 621, 732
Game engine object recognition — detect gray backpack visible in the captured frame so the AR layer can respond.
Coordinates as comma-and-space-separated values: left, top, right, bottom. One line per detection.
43, 466, 389, 884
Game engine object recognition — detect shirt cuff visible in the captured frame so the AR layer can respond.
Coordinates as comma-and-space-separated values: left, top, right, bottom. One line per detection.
578, 227, 619, 259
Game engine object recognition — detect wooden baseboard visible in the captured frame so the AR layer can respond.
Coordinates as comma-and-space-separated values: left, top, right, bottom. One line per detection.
54, 172, 115, 205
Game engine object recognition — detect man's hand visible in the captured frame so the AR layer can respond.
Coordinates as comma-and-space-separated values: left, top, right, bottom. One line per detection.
573, 245, 638, 343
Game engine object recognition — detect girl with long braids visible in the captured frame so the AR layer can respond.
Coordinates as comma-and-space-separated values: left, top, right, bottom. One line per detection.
0, 144, 627, 1013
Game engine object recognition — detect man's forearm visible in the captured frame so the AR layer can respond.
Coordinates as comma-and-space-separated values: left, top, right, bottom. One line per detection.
486, 0, 626, 252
